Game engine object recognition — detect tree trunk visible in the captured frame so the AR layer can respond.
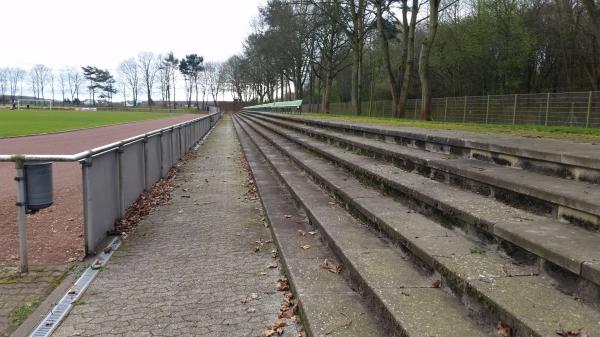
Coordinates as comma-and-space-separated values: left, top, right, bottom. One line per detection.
398, 0, 419, 117
322, 73, 332, 113
195, 79, 199, 110
419, 0, 440, 121
351, 46, 362, 115
172, 73, 176, 109
376, 0, 400, 117
147, 80, 152, 106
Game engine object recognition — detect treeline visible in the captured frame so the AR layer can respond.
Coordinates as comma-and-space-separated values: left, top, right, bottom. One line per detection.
228, 0, 600, 119
0, 52, 230, 109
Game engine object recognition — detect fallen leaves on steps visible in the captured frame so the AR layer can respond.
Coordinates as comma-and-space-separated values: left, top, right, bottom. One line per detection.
320, 258, 342, 274
556, 328, 588, 337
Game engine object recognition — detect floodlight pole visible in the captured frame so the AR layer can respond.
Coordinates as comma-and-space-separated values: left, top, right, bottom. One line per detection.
15, 159, 28, 273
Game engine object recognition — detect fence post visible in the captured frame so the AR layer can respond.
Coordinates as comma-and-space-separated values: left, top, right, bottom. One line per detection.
512, 94, 518, 125
414, 100, 417, 119
15, 160, 28, 273
462, 96, 467, 123
485, 95, 490, 124
444, 97, 448, 122
159, 131, 164, 177
143, 136, 149, 190
116, 146, 124, 216
586, 91, 593, 128
545, 92, 550, 126
81, 156, 93, 254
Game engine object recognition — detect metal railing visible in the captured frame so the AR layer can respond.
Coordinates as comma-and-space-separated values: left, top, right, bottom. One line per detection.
245, 100, 303, 113
302, 91, 600, 128
1, 112, 222, 272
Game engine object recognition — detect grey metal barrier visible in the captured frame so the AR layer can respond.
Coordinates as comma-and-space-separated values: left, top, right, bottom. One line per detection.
1, 112, 222, 272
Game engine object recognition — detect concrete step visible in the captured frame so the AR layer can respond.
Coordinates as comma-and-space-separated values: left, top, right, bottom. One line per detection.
250, 112, 600, 185
241, 113, 600, 290
234, 116, 492, 337
233, 118, 385, 337
236, 113, 600, 337
245, 113, 600, 229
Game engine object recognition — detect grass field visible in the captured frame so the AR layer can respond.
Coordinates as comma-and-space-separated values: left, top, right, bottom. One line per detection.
301, 113, 600, 143
0, 109, 185, 137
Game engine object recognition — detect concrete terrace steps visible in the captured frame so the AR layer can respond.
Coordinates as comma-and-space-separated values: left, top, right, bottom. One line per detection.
244, 113, 600, 228
241, 113, 600, 289
235, 113, 600, 337
234, 118, 384, 337
233, 116, 492, 337
254, 112, 600, 184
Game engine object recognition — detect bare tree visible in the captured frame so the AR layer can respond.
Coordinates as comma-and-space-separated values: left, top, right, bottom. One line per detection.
59, 68, 68, 104
0, 68, 7, 103
31, 64, 50, 100
29, 71, 38, 99
418, 0, 441, 120
49, 70, 56, 103
205, 62, 225, 106
66, 67, 83, 102
311, 1, 351, 112
164, 52, 179, 108
313, 0, 372, 114
118, 58, 141, 106
373, 0, 419, 117
8, 68, 25, 102
223, 55, 249, 102
138, 52, 159, 106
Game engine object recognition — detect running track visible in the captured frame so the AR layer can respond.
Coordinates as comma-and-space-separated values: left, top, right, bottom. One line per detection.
0, 114, 199, 266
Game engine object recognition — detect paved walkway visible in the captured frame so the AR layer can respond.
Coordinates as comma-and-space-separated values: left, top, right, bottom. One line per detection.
0, 266, 66, 337
53, 115, 291, 337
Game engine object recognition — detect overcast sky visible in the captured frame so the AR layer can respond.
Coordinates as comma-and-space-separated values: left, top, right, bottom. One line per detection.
1, 0, 265, 70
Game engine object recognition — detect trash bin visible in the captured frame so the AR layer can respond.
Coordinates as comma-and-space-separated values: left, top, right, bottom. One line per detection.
24, 162, 53, 211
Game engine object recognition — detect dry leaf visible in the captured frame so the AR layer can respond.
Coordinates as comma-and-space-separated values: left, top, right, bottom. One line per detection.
432, 280, 442, 288
301, 245, 311, 250
277, 278, 290, 291
273, 318, 287, 329
556, 328, 588, 337
496, 322, 511, 337
308, 231, 317, 235
267, 262, 278, 269
262, 329, 277, 337
328, 202, 336, 205
320, 259, 342, 273
297, 229, 306, 236
298, 332, 307, 337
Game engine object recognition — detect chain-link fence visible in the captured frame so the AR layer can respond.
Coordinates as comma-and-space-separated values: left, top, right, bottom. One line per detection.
302, 91, 600, 128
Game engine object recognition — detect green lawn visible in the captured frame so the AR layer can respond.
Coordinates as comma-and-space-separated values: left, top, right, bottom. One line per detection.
0, 109, 185, 137
300, 113, 600, 143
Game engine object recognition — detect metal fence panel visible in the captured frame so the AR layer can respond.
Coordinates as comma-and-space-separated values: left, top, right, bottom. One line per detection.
161, 131, 173, 176
171, 129, 179, 166
301, 91, 599, 129
146, 135, 162, 186
120, 141, 145, 209
83, 151, 119, 252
